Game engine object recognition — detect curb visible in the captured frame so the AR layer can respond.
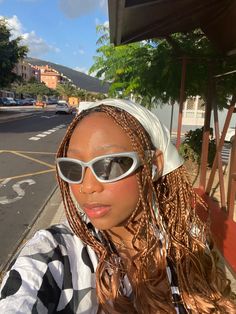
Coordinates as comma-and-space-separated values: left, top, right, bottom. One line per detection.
0, 113, 36, 124
0, 184, 60, 276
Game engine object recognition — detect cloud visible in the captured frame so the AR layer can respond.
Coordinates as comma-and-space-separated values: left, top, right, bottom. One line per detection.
22, 31, 61, 56
74, 66, 89, 74
95, 18, 109, 29
72, 48, 85, 56
3, 15, 60, 57
3, 15, 24, 38
78, 49, 85, 55
59, 0, 108, 19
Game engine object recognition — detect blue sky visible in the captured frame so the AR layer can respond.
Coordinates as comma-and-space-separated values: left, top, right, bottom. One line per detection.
0, 0, 108, 74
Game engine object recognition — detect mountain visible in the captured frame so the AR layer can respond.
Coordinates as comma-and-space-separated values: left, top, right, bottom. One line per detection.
25, 57, 109, 94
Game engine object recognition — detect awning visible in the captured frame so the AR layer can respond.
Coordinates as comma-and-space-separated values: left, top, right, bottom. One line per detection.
108, 0, 236, 55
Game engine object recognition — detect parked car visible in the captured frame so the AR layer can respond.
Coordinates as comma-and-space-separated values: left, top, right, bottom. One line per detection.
22, 98, 36, 106
224, 127, 235, 143
56, 101, 74, 114
0, 97, 17, 106
0, 97, 5, 106
45, 99, 58, 105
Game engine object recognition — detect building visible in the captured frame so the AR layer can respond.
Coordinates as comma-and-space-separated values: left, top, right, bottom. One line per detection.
13, 59, 40, 82
182, 96, 205, 126
33, 65, 66, 89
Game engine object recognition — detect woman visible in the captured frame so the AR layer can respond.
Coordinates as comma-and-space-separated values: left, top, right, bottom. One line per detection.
0, 99, 235, 313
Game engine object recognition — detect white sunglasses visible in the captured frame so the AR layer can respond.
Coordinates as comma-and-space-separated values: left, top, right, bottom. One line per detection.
56, 152, 143, 184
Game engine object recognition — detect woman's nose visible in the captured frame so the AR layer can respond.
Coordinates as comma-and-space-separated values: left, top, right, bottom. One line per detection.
81, 167, 103, 194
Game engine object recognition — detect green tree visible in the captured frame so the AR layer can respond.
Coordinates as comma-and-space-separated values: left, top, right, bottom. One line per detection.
90, 24, 236, 109
0, 18, 28, 88
56, 82, 78, 100
16, 81, 54, 100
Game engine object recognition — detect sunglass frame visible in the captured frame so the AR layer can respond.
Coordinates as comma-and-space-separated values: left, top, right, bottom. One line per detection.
56, 151, 142, 184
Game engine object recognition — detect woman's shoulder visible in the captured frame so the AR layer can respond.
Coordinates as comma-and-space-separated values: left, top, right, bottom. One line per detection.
17, 222, 84, 258
0, 223, 99, 313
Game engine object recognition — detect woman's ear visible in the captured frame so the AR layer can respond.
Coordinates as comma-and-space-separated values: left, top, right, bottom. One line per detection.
152, 149, 164, 181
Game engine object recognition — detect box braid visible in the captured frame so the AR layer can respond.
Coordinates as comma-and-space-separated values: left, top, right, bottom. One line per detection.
56, 105, 236, 314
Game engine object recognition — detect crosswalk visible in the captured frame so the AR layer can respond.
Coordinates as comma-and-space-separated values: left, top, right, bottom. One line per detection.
29, 124, 66, 141
221, 144, 231, 164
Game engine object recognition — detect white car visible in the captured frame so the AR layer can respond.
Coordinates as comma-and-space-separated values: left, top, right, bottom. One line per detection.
224, 127, 235, 143
56, 101, 74, 114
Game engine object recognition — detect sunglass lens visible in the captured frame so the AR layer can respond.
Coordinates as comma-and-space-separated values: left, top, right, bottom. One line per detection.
58, 160, 82, 182
93, 156, 134, 180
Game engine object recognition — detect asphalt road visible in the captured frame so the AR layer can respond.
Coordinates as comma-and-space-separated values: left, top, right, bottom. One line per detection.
0, 108, 74, 270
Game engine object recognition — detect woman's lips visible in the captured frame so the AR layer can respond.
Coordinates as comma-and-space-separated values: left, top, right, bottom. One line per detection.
82, 204, 111, 219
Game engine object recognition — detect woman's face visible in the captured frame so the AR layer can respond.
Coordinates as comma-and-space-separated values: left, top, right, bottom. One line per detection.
67, 112, 140, 230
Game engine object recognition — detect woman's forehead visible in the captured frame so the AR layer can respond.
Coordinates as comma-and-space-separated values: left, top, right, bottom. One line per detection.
68, 111, 134, 154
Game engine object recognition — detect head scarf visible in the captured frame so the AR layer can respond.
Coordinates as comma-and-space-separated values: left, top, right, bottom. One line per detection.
78, 99, 183, 176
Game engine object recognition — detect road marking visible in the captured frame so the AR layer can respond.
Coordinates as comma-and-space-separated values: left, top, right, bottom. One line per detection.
0, 178, 36, 205
0, 178, 11, 188
0, 151, 56, 184
36, 134, 47, 138
2, 150, 55, 155
0, 169, 55, 182
41, 115, 56, 119
29, 124, 66, 141
11, 151, 55, 168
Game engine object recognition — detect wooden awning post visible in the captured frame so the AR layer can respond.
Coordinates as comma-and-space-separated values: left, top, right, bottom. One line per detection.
206, 94, 236, 194
199, 67, 213, 190
228, 128, 236, 219
212, 99, 226, 209
176, 56, 187, 149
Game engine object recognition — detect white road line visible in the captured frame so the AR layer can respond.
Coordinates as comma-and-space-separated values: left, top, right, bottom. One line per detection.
41, 115, 57, 119
29, 124, 67, 141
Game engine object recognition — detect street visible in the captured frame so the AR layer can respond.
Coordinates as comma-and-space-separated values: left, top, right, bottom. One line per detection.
0, 107, 74, 270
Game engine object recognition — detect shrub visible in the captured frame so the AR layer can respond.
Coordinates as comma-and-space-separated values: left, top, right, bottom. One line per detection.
179, 127, 216, 167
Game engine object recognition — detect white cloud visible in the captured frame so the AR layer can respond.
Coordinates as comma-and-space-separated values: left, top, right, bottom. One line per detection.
3, 15, 60, 57
4, 15, 24, 38
95, 18, 109, 29
59, 0, 108, 19
72, 48, 84, 56
74, 66, 89, 74
22, 31, 61, 56
78, 49, 85, 55
103, 20, 109, 28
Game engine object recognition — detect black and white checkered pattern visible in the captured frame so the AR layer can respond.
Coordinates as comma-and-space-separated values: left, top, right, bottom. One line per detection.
0, 223, 187, 313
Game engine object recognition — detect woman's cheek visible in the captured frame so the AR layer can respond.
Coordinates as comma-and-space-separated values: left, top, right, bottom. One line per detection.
70, 185, 80, 202
107, 176, 139, 200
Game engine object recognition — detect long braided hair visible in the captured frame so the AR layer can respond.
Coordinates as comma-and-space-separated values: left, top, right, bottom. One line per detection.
56, 105, 236, 313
